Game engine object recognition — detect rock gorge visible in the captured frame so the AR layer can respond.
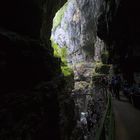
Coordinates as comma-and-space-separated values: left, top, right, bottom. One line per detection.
0, 0, 140, 140
51, 2, 116, 137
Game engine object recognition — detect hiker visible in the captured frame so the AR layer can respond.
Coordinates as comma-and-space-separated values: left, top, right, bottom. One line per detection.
111, 76, 115, 97
114, 75, 121, 100
86, 115, 92, 133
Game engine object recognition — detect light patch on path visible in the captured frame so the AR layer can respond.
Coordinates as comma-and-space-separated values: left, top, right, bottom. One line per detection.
114, 104, 129, 140
113, 94, 140, 140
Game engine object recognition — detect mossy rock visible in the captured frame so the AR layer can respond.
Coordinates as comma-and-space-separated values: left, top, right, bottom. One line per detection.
51, 39, 73, 77
92, 73, 106, 82
92, 73, 106, 86
74, 81, 89, 90
101, 50, 109, 64
61, 66, 73, 76
95, 64, 110, 74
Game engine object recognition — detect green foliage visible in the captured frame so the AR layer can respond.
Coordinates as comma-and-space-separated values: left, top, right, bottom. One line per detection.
51, 39, 73, 76
53, 42, 61, 57
101, 50, 109, 64
52, 41, 67, 64
61, 66, 73, 76
53, 42, 67, 63
60, 47, 67, 64
52, 2, 68, 30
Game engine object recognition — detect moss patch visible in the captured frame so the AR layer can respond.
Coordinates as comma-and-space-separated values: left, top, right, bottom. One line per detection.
51, 39, 73, 76
61, 66, 73, 76
95, 62, 110, 74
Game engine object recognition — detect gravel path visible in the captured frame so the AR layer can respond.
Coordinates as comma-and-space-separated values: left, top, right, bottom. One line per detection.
113, 93, 140, 140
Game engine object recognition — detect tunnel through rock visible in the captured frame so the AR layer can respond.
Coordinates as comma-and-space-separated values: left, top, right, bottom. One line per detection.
0, 0, 140, 140
51, 0, 116, 139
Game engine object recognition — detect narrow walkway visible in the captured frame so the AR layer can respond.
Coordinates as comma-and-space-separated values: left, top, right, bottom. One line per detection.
113, 93, 140, 140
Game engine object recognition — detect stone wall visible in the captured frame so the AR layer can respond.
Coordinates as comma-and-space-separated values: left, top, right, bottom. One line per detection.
0, 0, 77, 140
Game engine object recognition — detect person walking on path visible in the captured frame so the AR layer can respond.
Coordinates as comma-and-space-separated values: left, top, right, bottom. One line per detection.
110, 76, 115, 97
114, 75, 121, 100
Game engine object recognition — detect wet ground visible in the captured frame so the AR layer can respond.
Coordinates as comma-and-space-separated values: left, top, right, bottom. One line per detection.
113, 93, 140, 140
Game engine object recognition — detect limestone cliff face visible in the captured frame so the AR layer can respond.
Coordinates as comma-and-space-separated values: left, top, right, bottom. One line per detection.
51, 0, 119, 82
52, 0, 119, 64
51, 0, 111, 95
52, 0, 115, 64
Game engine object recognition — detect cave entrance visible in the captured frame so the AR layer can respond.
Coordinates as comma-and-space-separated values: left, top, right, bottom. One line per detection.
50, 1, 111, 139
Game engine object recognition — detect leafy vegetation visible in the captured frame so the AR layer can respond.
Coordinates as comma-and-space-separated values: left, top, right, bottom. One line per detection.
51, 2, 74, 76
51, 39, 73, 76
61, 66, 73, 76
